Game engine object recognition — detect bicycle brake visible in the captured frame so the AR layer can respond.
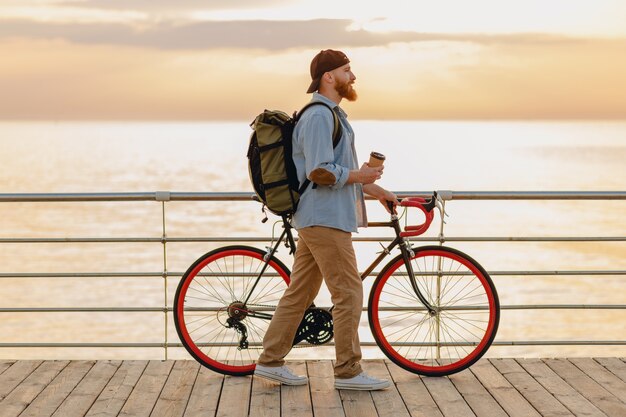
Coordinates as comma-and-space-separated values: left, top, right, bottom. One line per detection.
434, 193, 449, 222
264, 246, 274, 262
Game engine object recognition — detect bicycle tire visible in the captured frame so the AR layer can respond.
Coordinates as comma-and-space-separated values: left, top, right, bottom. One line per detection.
174, 245, 291, 376
368, 245, 499, 376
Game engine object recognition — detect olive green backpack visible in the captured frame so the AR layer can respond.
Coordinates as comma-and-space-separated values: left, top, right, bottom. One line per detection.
247, 102, 342, 218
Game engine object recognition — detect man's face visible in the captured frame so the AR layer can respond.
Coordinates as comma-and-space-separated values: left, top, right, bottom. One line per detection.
331, 64, 357, 101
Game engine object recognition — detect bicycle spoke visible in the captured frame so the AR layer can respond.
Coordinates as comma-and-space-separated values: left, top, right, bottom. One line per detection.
443, 286, 487, 307
241, 255, 263, 301
380, 288, 420, 305
185, 314, 217, 327
211, 261, 238, 301
386, 315, 429, 342
191, 276, 229, 305
201, 266, 233, 304
250, 282, 286, 305
397, 319, 422, 358
441, 311, 489, 328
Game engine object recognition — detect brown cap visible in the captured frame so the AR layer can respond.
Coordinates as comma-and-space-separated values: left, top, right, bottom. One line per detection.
306, 49, 350, 94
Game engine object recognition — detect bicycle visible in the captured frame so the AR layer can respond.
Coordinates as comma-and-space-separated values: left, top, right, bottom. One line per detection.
173, 192, 500, 377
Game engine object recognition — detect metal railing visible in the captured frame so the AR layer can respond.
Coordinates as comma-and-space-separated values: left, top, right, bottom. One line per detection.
1, 191, 625, 358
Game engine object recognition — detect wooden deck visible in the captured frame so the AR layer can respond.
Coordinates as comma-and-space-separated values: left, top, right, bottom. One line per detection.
1, 358, 625, 416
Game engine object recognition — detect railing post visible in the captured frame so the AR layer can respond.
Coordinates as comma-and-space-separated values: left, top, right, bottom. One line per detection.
162, 201, 168, 360
156, 192, 171, 361
435, 197, 448, 359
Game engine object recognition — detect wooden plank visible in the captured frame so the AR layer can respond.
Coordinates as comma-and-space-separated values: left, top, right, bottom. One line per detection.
594, 357, 626, 383
0, 360, 42, 401
470, 359, 541, 417
281, 361, 313, 417
544, 358, 626, 417
490, 358, 574, 417
384, 360, 443, 417
447, 367, 508, 417
19, 360, 95, 417
362, 360, 410, 417
118, 360, 174, 417
85, 360, 149, 417
51, 360, 121, 417
421, 374, 476, 417
183, 366, 224, 417
337, 361, 378, 417
516, 358, 605, 417
250, 366, 280, 417
570, 358, 626, 403
339, 388, 377, 417
307, 360, 345, 417
151, 360, 199, 417
0, 361, 68, 417
0, 361, 16, 376
215, 367, 252, 417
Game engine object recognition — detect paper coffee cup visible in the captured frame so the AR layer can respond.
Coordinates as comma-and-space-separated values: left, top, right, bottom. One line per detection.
369, 152, 386, 167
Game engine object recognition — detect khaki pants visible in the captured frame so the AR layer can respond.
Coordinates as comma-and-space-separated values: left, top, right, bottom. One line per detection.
257, 226, 363, 378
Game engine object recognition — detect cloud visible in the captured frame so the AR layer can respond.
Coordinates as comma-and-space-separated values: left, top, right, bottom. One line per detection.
0, 17, 585, 51
2, 34, 625, 120
53, 0, 287, 10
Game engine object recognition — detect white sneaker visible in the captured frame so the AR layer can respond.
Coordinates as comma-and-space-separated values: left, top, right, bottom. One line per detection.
254, 364, 308, 386
334, 372, 391, 390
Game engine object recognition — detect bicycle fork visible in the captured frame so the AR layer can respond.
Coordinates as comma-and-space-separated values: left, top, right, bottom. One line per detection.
387, 216, 438, 317
398, 240, 438, 317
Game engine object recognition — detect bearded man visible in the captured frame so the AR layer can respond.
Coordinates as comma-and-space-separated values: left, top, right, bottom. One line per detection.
255, 49, 398, 391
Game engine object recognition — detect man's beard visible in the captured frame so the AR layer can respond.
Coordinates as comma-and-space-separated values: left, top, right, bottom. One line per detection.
335, 80, 358, 101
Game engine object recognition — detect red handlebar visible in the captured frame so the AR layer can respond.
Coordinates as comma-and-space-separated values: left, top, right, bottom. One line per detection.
398, 197, 435, 237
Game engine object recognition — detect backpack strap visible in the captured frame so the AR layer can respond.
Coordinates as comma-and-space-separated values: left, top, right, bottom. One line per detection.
295, 101, 343, 146
295, 102, 343, 195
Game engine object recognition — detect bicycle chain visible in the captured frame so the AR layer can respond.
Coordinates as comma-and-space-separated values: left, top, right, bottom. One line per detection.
234, 303, 332, 349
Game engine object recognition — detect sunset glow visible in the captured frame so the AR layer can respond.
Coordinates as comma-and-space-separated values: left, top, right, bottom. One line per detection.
1, 0, 626, 120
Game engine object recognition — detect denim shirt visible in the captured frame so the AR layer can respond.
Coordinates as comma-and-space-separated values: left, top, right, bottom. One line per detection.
291, 93, 367, 233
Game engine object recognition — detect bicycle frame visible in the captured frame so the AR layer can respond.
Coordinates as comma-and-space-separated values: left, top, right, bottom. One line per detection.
174, 192, 500, 377
242, 209, 437, 316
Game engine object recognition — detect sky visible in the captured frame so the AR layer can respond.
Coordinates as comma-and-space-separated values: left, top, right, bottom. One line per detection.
1, 0, 626, 120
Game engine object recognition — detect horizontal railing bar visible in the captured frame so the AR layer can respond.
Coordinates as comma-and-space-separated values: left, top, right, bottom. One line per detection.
1, 191, 625, 203
0, 272, 166, 278
1, 304, 625, 313
1, 340, 625, 348
2, 270, 625, 279
0, 343, 168, 348
369, 305, 626, 311
440, 191, 626, 200
0, 308, 167, 312
0, 238, 164, 243
1, 236, 624, 244
430, 237, 626, 242
490, 341, 626, 346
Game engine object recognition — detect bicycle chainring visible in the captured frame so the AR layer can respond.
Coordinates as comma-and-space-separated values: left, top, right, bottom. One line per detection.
293, 308, 334, 346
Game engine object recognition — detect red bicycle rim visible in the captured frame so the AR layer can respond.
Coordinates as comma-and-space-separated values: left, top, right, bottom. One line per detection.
176, 249, 290, 374
371, 249, 497, 374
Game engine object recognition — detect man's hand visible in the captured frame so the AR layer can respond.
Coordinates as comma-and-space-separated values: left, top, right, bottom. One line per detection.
377, 189, 399, 214
357, 163, 383, 185
363, 184, 399, 214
